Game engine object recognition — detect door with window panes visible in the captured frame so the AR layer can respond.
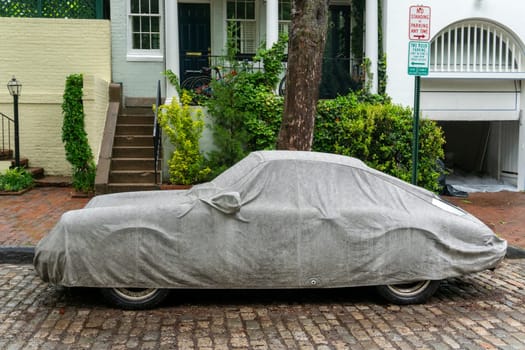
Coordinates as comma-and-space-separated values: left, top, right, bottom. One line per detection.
178, 4, 211, 84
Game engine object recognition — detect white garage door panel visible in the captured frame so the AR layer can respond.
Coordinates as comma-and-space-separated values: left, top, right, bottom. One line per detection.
423, 110, 519, 121
420, 78, 520, 121
421, 91, 518, 110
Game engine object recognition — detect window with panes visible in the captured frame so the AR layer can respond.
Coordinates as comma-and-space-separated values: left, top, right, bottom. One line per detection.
279, 0, 291, 35
129, 0, 161, 50
227, 0, 257, 54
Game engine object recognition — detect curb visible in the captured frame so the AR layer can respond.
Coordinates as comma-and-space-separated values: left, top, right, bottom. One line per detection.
1, 245, 525, 265
506, 245, 525, 259
0, 247, 35, 264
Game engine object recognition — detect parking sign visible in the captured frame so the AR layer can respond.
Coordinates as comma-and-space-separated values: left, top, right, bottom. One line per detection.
409, 6, 431, 41
408, 41, 430, 76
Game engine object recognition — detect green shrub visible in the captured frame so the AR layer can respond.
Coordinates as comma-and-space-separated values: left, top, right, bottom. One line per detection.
62, 74, 96, 193
314, 93, 445, 192
158, 91, 211, 185
0, 168, 34, 192
205, 36, 287, 176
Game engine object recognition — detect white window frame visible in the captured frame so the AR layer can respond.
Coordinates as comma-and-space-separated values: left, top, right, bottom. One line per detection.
126, 0, 164, 62
430, 20, 525, 78
278, 0, 291, 36
226, 0, 258, 55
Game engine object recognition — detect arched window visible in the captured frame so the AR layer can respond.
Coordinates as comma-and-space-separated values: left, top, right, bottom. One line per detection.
430, 20, 525, 73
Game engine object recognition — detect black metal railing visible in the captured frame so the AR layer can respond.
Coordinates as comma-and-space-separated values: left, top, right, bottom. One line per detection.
1, 112, 14, 159
153, 80, 162, 185
180, 54, 365, 99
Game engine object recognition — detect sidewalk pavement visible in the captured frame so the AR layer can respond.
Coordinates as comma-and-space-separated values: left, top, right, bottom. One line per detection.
0, 186, 524, 262
0, 187, 89, 262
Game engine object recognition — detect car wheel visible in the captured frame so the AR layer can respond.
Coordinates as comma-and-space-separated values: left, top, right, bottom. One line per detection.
376, 280, 440, 304
100, 288, 169, 310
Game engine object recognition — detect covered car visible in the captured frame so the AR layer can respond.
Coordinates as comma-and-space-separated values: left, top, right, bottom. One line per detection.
34, 151, 506, 309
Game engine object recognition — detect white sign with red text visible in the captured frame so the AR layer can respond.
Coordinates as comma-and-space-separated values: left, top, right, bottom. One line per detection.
409, 5, 431, 41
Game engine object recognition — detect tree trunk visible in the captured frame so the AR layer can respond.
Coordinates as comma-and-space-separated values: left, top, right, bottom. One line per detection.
277, 0, 329, 151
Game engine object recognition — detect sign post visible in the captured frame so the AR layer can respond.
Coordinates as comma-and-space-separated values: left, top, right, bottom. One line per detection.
407, 5, 431, 185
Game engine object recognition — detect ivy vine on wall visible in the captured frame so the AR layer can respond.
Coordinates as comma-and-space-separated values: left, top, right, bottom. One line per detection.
62, 73, 96, 193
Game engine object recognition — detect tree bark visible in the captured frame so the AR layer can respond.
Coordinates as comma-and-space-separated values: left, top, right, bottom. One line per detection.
277, 0, 329, 151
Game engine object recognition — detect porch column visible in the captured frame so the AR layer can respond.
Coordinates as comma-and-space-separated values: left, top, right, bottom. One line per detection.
365, 0, 378, 94
165, 1, 180, 100
266, 0, 279, 48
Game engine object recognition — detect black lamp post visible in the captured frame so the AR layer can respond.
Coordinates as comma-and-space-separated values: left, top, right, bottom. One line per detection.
7, 76, 22, 168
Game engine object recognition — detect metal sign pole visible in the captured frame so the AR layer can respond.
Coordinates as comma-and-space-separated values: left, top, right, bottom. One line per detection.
411, 75, 420, 185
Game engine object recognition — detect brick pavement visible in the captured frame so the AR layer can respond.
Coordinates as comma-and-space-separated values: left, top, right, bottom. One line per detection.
0, 259, 524, 349
0, 187, 89, 246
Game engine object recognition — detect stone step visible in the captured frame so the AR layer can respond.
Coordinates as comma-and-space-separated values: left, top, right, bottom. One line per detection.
28, 167, 45, 179
107, 183, 160, 193
10, 158, 29, 168
116, 124, 154, 136
35, 176, 72, 187
111, 158, 156, 171
1, 157, 44, 179
109, 170, 159, 184
117, 114, 155, 125
112, 146, 155, 158
120, 106, 156, 116
114, 135, 154, 147
0, 149, 13, 160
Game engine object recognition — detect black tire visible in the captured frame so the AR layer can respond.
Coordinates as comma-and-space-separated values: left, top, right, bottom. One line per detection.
100, 288, 169, 310
375, 280, 440, 305
181, 76, 198, 90
278, 76, 286, 96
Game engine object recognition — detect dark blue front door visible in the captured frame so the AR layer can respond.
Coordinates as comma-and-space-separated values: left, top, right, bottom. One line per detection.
178, 3, 211, 83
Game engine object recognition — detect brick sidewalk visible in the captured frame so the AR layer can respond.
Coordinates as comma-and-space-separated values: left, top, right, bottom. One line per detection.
0, 187, 89, 246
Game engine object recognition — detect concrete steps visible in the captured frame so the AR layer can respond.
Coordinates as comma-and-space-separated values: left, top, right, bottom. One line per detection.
0, 156, 44, 179
107, 107, 160, 193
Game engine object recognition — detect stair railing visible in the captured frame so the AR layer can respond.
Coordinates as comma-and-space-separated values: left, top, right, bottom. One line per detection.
1, 112, 14, 159
153, 80, 162, 185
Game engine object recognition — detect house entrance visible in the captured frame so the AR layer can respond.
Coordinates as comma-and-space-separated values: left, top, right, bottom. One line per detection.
320, 5, 355, 98
178, 3, 211, 84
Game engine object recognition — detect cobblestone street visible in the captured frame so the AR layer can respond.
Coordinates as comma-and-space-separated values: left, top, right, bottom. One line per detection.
1, 259, 524, 349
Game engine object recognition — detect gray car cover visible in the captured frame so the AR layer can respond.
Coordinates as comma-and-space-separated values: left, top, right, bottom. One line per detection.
34, 151, 507, 289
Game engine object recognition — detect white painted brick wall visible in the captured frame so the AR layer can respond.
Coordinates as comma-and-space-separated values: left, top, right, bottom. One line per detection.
0, 18, 111, 176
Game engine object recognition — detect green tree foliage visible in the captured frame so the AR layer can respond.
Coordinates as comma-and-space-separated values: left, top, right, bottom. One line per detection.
62, 74, 96, 193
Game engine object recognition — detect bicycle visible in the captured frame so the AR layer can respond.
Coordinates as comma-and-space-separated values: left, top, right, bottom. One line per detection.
180, 66, 222, 97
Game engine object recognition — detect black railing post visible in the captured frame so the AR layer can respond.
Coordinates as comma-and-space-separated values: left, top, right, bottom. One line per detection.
13, 95, 20, 168
153, 80, 162, 185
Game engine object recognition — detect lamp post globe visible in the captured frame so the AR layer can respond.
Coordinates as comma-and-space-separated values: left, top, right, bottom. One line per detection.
7, 76, 22, 169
